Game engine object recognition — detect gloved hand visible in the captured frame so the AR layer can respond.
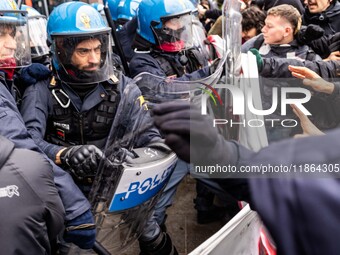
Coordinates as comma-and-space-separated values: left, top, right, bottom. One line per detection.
64, 209, 96, 249
60, 145, 104, 181
249, 48, 263, 72
296, 24, 324, 46
20, 63, 51, 86
152, 101, 218, 163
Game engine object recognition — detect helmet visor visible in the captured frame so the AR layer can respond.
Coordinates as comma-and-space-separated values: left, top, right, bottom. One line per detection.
52, 32, 114, 84
153, 13, 193, 52
0, 10, 31, 69
28, 15, 49, 59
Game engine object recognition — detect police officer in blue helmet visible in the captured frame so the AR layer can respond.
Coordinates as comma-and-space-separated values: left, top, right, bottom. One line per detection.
130, 0, 233, 229
19, 2, 177, 254
130, 0, 210, 78
135, 0, 194, 53
47, 4, 113, 86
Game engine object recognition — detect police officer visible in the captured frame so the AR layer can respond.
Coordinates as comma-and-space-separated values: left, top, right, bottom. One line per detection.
129, 0, 210, 79
130, 0, 237, 227
20, 2, 173, 254
153, 100, 340, 255
0, 0, 96, 251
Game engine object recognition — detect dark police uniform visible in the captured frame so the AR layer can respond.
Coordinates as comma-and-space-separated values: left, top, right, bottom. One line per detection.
20, 71, 162, 242
129, 49, 210, 79
0, 72, 91, 221
20, 72, 159, 160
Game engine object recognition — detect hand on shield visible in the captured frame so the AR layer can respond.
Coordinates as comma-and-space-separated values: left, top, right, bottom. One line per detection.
59, 145, 104, 181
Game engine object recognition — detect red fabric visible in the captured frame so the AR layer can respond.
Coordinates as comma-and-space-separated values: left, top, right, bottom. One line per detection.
157, 40, 185, 52
0, 58, 16, 80
25, 0, 33, 7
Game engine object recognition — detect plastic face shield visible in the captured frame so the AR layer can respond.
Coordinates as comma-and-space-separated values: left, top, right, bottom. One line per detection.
153, 13, 194, 52
27, 15, 49, 59
0, 10, 31, 69
52, 33, 114, 84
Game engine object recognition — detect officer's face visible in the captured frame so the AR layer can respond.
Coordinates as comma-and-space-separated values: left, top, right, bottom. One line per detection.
261, 15, 293, 45
304, 0, 331, 13
71, 38, 101, 71
0, 26, 17, 61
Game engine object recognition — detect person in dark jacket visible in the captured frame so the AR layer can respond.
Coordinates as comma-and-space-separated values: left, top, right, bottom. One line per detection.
153, 100, 340, 255
242, 5, 321, 142
0, 135, 65, 255
303, 0, 340, 35
262, 0, 304, 14
0, 0, 96, 251
129, 0, 211, 79
20, 2, 170, 255
131, 0, 239, 231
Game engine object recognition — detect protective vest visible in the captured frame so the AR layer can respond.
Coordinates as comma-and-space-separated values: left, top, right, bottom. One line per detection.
151, 48, 206, 78
45, 77, 120, 149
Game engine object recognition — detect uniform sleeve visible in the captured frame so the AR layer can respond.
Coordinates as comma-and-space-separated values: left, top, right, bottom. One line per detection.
0, 86, 43, 151
21, 81, 63, 160
120, 76, 161, 147
0, 82, 90, 221
249, 178, 340, 255
261, 58, 340, 79
129, 54, 167, 78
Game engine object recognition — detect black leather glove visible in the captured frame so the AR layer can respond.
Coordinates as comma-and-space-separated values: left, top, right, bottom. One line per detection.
64, 209, 96, 249
152, 101, 218, 163
296, 24, 324, 46
60, 145, 104, 181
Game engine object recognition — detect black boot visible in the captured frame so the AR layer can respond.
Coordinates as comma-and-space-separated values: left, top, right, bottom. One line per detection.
139, 232, 178, 255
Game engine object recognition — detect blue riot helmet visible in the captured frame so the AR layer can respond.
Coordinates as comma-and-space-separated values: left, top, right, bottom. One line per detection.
91, 3, 107, 20
107, 0, 120, 22
117, 0, 142, 25
0, 0, 31, 70
136, 0, 194, 52
47, 2, 113, 85
20, 5, 49, 61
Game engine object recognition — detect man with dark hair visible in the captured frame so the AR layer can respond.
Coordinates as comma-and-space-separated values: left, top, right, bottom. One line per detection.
20, 2, 174, 254
241, 6, 266, 43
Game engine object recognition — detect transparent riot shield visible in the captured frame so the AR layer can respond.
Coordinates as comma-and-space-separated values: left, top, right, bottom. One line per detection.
191, 11, 212, 62
86, 83, 177, 254
133, 52, 227, 107
216, 0, 268, 148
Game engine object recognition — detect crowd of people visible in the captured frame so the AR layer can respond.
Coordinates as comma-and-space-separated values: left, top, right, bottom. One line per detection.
1, 0, 340, 254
